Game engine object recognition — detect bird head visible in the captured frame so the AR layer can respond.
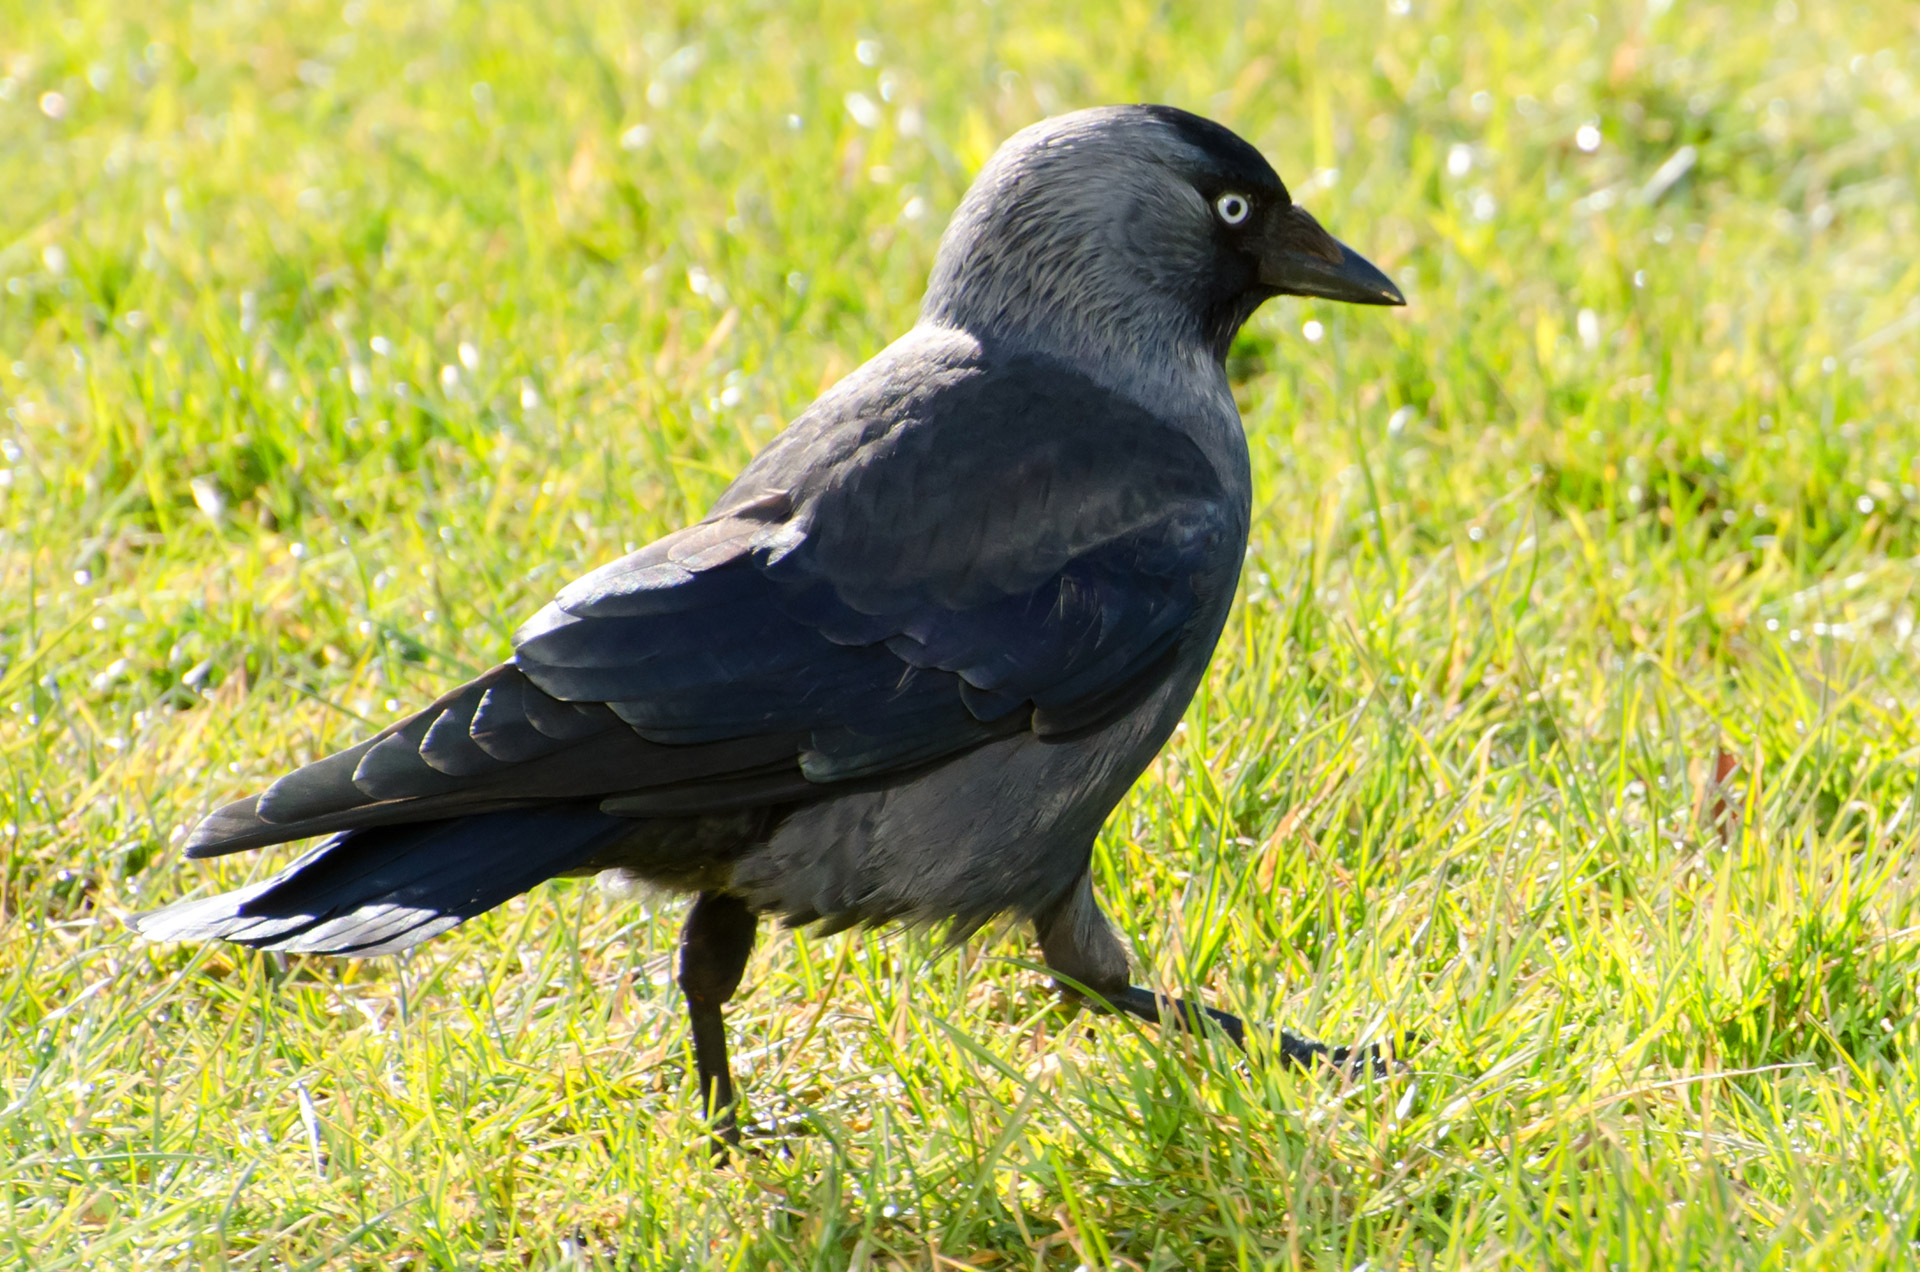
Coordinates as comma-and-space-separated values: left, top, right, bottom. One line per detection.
921, 105, 1403, 376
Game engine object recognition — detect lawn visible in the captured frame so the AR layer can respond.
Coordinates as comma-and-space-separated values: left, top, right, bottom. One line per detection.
5, 0, 1920, 1266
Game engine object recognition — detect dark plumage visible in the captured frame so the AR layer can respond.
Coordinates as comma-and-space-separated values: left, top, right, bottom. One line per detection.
131, 104, 1404, 1151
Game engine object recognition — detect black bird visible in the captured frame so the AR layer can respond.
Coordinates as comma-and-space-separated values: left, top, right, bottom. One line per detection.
132, 105, 1405, 1148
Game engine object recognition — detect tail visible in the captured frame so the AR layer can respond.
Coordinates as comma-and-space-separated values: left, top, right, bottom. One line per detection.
129, 807, 632, 956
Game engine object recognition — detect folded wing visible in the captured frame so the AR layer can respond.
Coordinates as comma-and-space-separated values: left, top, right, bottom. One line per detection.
186, 344, 1235, 858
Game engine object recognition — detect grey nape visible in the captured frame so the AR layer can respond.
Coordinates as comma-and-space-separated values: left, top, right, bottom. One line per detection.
130, 104, 1406, 1158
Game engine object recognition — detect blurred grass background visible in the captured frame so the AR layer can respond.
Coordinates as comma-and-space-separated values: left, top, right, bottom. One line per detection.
4, 0, 1920, 1266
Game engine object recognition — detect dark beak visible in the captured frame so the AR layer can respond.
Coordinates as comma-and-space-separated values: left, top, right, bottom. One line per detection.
1257, 205, 1405, 307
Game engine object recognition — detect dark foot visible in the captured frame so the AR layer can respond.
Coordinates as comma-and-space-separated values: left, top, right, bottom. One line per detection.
1102, 985, 1394, 1076
707, 1105, 742, 1163
733, 1113, 816, 1160
1030, 875, 1402, 1080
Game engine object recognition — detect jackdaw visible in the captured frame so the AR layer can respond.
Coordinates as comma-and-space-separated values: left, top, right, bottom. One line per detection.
131, 104, 1405, 1148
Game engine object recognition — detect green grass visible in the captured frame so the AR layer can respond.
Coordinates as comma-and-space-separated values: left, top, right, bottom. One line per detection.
5, 0, 1920, 1265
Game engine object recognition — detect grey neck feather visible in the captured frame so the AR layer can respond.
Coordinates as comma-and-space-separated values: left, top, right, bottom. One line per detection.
916, 122, 1239, 426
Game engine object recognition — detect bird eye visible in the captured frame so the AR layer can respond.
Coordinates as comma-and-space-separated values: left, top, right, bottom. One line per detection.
1214, 192, 1251, 225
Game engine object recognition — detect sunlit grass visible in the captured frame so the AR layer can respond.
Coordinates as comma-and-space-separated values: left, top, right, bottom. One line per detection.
5, 0, 1920, 1266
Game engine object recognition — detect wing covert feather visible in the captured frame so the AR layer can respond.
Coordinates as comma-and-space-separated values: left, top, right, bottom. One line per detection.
512, 345, 1240, 782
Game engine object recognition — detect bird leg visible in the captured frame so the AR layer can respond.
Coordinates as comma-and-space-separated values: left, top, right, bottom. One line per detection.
676, 890, 758, 1157
1034, 873, 1377, 1071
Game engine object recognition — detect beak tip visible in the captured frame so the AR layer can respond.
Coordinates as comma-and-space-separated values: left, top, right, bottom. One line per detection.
1346, 277, 1406, 307
1360, 257, 1406, 307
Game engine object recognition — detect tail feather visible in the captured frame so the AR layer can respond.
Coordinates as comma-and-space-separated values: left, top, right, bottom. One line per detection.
130, 807, 632, 957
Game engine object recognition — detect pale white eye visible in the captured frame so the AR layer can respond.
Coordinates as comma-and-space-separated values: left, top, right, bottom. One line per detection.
1215, 192, 1251, 225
